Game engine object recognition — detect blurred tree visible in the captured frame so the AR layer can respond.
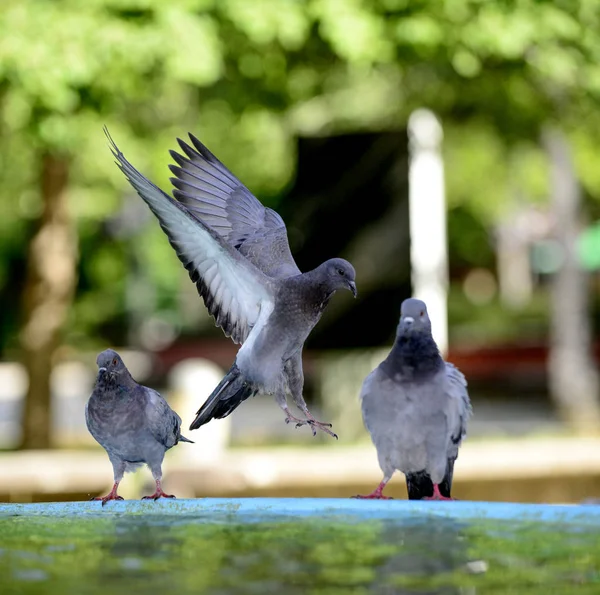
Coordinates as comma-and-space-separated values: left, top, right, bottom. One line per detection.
309, 0, 600, 428
19, 153, 77, 448
0, 0, 228, 447
544, 127, 600, 431
2, 0, 600, 446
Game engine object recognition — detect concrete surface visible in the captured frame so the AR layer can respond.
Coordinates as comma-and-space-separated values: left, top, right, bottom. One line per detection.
2, 497, 600, 525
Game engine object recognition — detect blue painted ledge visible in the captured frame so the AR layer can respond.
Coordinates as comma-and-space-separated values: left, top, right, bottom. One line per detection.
2, 498, 600, 525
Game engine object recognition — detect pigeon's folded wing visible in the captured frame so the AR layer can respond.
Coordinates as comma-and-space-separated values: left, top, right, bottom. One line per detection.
144, 388, 181, 449
358, 369, 384, 437
444, 362, 472, 460
168, 134, 301, 279
107, 130, 275, 344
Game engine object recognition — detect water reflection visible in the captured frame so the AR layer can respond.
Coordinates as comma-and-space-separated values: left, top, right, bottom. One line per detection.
372, 518, 469, 594
100, 517, 181, 585
0, 512, 598, 594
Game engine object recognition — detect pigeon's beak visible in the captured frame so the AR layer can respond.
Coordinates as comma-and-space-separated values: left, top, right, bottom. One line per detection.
98, 367, 107, 374
400, 316, 414, 332
348, 280, 357, 298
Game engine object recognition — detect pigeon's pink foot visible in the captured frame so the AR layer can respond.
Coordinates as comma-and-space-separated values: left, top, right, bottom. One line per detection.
303, 411, 338, 440
284, 409, 338, 439
142, 480, 176, 501
423, 484, 454, 501
304, 419, 338, 440
142, 490, 175, 501
352, 480, 392, 500
284, 411, 306, 425
92, 482, 124, 506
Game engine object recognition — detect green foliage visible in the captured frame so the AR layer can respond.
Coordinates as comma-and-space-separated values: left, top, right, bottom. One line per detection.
448, 283, 551, 346
2, 0, 600, 350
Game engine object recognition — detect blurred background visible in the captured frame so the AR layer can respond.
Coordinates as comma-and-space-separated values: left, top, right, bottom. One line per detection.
2, 0, 600, 504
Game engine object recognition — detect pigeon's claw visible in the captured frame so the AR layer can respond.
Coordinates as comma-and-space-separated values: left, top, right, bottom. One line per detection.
142, 492, 176, 501
423, 484, 454, 501
352, 493, 393, 500
284, 412, 305, 425
92, 494, 124, 507
283, 408, 338, 438
303, 411, 338, 439
297, 421, 318, 437
352, 479, 391, 500
291, 417, 338, 439
142, 480, 176, 501
308, 419, 338, 439
92, 482, 123, 506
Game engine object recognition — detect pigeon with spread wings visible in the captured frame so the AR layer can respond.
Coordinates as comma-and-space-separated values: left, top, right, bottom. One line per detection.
106, 129, 356, 439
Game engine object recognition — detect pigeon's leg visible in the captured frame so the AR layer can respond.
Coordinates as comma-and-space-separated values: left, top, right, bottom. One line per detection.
142, 462, 176, 500
92, 459, 125, 506
275, 391, 312, 429
353, 476, 393, 500
284, 353, 338, 439
423, 484, 454, 501
277, 360, 312, 426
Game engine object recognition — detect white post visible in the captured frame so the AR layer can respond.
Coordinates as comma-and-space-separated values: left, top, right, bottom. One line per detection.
51, 361, 96, 447
0, 362, 28, 449
167, 358, 230, 463
408, 109, 448, 355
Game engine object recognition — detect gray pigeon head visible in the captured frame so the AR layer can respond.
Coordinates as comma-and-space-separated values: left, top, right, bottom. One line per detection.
96, 349, 129, 382
398, 298, 431, 335
320, 258, 357, 297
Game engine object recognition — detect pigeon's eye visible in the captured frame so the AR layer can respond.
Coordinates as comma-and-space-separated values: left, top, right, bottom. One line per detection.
112, 358, 118, 366
337, 268, 345, 276
420, 311, 424, 317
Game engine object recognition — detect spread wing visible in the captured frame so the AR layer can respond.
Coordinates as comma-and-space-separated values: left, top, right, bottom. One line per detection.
168, 134, 301, 279
107, 129, 275, 345
444, 362, 472, 461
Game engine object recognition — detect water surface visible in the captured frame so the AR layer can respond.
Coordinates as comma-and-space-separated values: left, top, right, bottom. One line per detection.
1, 499, 599, 594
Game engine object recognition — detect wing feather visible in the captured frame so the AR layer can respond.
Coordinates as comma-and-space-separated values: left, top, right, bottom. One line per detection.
168, 134, 301, 279
106, 129, 275, 345
444, 362, 472, 460
144, 388, 181, 449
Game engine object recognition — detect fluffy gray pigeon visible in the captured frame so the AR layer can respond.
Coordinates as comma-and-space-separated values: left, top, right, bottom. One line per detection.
85, 349, 193, 504
356, 298, 472, 500
106, 130, 356, 439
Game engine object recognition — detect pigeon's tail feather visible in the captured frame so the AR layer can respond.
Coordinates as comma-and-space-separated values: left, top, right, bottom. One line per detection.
405, 460, 454, 500
189, 364, 258, 430
405, 470, 434, 500
438, 458, 455, 497
178, 435, 194, 444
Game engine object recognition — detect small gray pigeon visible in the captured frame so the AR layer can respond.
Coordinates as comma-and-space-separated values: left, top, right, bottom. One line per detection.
106, 129, 357, 439
356, 298, 472, 500
85, 349, 193, 504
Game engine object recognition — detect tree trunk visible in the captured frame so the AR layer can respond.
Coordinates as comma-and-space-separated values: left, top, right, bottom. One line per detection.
496, 215, 533, 309
542, 126, 600, 432
19, 153, 77, 449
